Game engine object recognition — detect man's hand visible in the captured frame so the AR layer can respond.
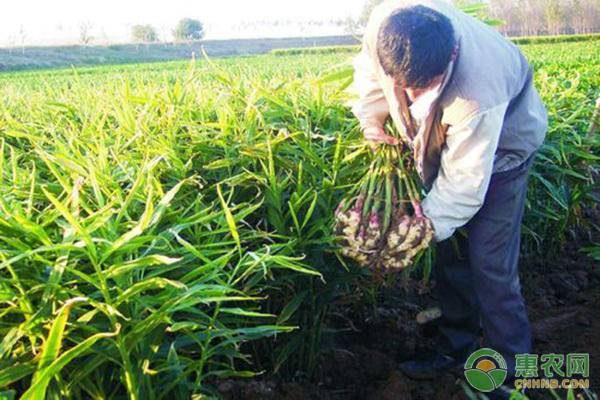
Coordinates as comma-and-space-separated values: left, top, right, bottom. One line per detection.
363, 126, 399, 150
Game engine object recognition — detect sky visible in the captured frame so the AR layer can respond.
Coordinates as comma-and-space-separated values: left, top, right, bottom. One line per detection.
0, 0, 365, 46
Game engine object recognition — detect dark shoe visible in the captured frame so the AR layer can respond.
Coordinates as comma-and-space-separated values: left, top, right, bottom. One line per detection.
398, 352, 463, 380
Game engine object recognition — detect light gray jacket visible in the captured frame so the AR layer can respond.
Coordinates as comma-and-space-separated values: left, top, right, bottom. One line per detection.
350, 0, 548, 241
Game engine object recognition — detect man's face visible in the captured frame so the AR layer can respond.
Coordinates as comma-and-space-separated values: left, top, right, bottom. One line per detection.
403, 73, 445, 103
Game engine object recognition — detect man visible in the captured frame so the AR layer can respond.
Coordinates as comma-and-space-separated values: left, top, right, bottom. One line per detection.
350, 0, 548, 396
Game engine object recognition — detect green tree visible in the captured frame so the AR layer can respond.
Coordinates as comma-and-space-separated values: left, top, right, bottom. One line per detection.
131, 24, 159, 43
173, 18, 205, 41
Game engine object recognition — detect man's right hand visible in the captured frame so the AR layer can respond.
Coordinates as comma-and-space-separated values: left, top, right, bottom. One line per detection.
363, 126, 400, 149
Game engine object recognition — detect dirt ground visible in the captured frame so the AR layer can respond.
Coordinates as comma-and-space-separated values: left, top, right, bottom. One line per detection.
217, 247, 600, 400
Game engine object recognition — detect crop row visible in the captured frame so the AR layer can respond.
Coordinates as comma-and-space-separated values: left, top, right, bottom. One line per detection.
270, 33, 600, 56
0, 43, 598, 398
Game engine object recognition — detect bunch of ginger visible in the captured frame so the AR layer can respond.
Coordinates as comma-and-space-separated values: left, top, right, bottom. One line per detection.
335, 145, 434, 271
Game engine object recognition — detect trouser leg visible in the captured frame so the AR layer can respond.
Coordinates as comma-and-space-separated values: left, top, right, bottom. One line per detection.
434, 235, 480, 359
435, 156, 534, 371
466, 156, 534, 376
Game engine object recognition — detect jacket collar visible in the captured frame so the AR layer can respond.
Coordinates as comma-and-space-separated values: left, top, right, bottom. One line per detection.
410, 53, 457, 121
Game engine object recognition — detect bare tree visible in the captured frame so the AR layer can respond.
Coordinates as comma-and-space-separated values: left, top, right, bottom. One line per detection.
544, 0, 564, 34
7, 35, 16, 55
358, 0, 384, 27
79, 22, 94, 45
18, 25, 27, 55
581, 0, 600, 32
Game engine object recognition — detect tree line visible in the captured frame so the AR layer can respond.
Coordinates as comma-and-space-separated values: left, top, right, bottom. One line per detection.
356, 0, 599, 37
12, 0, 596, 48
133, 0, 600, 45
485, 0, 600, 36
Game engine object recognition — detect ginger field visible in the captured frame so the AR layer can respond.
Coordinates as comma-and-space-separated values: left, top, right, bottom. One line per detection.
0, 40, 598, 399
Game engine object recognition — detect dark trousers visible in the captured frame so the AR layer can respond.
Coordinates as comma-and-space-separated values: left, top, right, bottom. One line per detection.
434, 155, 535, 376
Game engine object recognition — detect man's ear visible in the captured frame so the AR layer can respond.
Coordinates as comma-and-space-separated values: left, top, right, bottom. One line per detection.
392, 79, 406, 102
451, 44, 459, 62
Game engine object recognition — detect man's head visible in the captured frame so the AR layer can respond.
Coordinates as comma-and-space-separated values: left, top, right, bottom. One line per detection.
377, 5, 456, 91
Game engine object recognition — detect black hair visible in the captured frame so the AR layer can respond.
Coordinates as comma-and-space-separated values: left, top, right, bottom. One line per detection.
377, 5, 455, 88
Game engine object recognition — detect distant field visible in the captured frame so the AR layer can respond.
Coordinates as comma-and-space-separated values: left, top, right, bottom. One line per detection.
0, 35, 359, 72
1, 32, 599, 73
2, 39, 597, 83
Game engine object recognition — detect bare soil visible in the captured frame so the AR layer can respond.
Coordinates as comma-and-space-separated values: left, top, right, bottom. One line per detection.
217, 246, 600, 400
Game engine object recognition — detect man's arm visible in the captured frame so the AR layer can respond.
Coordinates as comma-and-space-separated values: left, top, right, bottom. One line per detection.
350, 44, 391, 132
421, 102, 509, 242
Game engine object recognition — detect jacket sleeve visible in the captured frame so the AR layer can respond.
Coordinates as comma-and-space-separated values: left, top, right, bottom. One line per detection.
349, 44, 390, 131
421, 102, 509, 242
